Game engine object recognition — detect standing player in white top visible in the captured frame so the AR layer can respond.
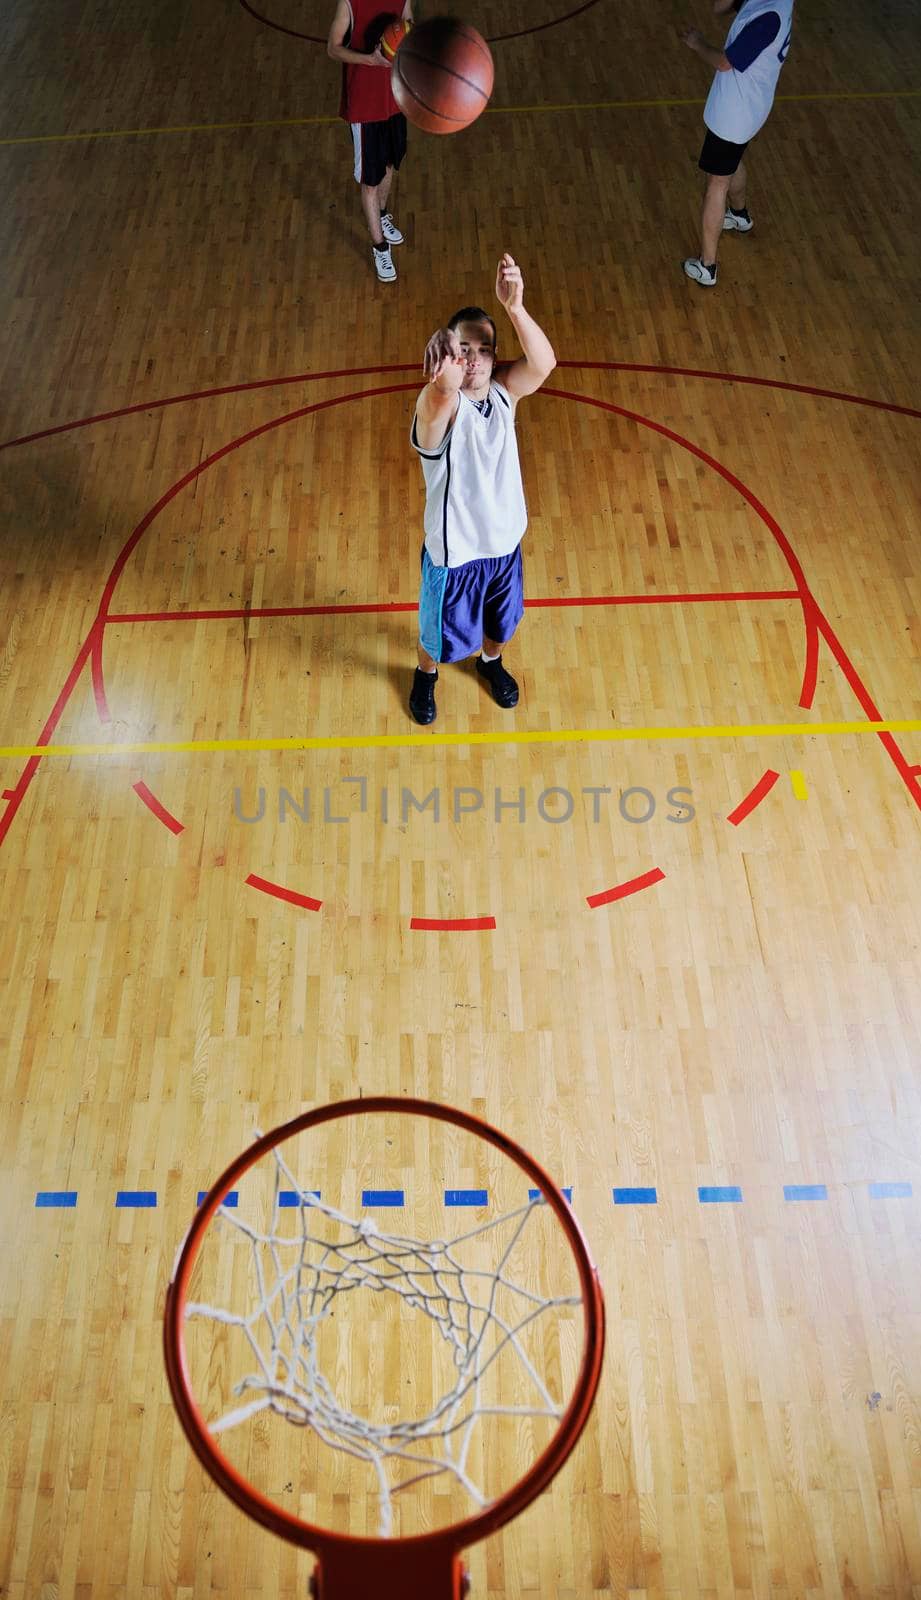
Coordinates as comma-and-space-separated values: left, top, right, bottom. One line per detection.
680, 0, 794, 286
408, 253, 556, 726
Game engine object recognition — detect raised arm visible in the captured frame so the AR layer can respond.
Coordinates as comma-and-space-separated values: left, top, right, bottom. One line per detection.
493, 254, 556, 402
414, 329, 465, 451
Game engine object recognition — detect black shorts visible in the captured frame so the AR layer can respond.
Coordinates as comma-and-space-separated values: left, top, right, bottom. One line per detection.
350, 113, 407, 187
698, 128, 749, 176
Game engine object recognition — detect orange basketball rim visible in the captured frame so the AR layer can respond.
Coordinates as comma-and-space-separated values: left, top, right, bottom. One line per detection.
163, 1095, 606, 1599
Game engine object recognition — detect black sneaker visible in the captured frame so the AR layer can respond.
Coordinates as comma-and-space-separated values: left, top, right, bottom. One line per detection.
476, 654, 519, 708
409, 667, 438, 724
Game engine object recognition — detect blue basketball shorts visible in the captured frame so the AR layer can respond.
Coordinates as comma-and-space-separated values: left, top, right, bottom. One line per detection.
418, 546, 525, 664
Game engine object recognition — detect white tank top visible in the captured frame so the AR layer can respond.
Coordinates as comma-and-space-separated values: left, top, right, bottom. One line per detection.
410, 381, 528, 568
704, 0, 793, 143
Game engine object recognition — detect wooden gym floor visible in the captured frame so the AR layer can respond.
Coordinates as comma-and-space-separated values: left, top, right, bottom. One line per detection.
1, 0, 921, 1594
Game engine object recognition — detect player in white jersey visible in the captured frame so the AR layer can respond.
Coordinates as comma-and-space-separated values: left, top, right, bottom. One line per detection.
408, 254, 556, 726
679, 0, 794, 285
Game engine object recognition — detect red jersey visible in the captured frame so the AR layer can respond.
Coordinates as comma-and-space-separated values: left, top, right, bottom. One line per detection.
339, 0, 401, 124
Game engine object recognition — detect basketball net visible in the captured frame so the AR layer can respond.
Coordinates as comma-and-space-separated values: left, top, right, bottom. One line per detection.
182, 1135, 581, 1538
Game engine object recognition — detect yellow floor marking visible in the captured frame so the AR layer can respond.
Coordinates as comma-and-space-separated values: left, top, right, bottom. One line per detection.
2, 719, 920, 761
2, 91, 918, 148
790, 770, 809, 799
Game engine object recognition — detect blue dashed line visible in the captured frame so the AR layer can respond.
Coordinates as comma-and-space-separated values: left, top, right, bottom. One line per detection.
613, 1187, 658, 1205
27, 1178, 917, 1213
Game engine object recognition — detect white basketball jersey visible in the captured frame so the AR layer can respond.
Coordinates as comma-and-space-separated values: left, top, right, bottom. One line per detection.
704, 0, 793, 143
411, 382, 528, 569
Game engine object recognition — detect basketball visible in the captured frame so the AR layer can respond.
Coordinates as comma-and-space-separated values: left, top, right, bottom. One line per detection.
391, 16, 495, 136
380, 16, 411, 60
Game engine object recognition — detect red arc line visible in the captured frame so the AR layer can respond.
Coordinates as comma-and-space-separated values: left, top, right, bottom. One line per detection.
410, 917, 497, 932
2, 361, 918, 455
587, 868, 666, 908
133, 781, 184, 834
727, 770, 781, 827
246, 874, 322, 911
2, 365, 918, 879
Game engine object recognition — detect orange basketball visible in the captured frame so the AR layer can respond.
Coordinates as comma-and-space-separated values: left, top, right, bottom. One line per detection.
380, 16, 411, 60
391, 16, 495, 136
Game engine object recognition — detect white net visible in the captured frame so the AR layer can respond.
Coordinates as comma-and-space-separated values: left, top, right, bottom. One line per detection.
185, 1136, 582, 1536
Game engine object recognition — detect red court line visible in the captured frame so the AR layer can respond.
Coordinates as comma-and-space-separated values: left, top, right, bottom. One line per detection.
487, 1, 603, 41
133, 781, 184, 835
238, 0, 323, 42
561, 364, 921, 420
0, 387, 421, 848
239, 0, 602, 45
3, 371, 918, 867
799, 594, 821, 709
106, 589, 800, 625
109, 602, 418, 623
544, 388, 920, 813
727, 770, 781, 826
0, 618, 104, 849
810, 612, 921, 809
246, 873, 322, 911
2, 362, 917, 455
587, 868, 666, 908
91, 627, 109, 720
94, 385, 419, 627
0, 366, 418, 452
410, 917, 497, 932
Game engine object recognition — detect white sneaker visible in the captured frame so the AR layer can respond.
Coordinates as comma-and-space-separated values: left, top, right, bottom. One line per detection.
683, 257, 718, 287
723, 206, 753, 232
379, 212, 404, 245
372, 244, 396, 282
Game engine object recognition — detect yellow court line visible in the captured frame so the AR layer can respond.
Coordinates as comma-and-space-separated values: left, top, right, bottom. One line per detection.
0, 115, 338, 147
1, 89, 918, 147
790, 769, 809, 799
2, 719, 921, 760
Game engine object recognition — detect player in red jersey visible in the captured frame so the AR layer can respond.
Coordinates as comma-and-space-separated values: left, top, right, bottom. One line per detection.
328, 1, 414, 282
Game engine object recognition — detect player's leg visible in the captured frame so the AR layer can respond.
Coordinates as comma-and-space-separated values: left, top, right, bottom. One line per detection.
411, 553, 448, 725
352, 122, 397, 280
411, 556, 489, 724
477, 549, 523, 709
684, 131, 748, 286
376, 167, 393, 220
359, 179, 387, 247
378, 116, 408, 247
724, 157, 753, 231
700, 171, 732, 261
728, 158, 748, 213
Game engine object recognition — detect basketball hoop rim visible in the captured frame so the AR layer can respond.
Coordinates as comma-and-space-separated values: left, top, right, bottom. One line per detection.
164, 1094, 605, 1560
